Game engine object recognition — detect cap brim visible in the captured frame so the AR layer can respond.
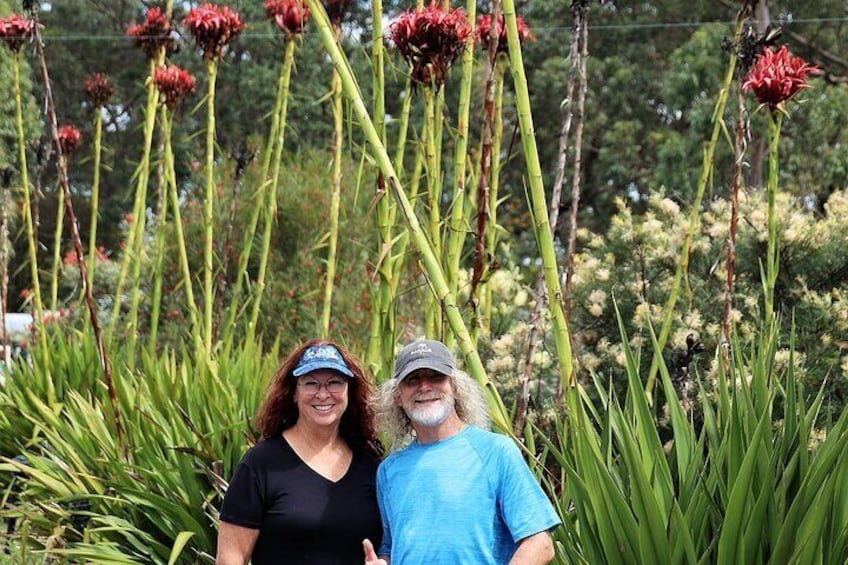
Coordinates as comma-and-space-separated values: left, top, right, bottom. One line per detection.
293, 361, 354, 378
395, 358, 455, 382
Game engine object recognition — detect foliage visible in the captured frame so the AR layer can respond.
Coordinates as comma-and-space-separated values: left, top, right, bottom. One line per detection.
531, 313, 848, 564
1, 330, 278, 563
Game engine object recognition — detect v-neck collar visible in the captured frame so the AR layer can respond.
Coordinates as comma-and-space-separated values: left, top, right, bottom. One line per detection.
280, 434, 355, 485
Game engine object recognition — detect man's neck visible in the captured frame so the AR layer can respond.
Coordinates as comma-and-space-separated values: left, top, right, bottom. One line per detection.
413, 412, 466, 445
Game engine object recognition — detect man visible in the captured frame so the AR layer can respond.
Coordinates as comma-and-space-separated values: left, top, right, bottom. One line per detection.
364, 339, 560, 564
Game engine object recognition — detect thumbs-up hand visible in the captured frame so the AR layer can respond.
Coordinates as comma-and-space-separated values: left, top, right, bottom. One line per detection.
363, 539, 388, 565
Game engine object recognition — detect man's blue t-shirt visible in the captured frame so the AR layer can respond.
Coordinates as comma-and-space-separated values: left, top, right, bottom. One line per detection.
376, 426, 561, 563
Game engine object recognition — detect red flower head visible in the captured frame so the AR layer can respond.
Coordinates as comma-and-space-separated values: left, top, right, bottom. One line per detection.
742, 45, 821, 113
0, 13, 36, 53
58, 124, 83, 156
83, 73, 114, 108
388, 4, 472, 88
265, 0, 309, 38
324, 0, 353, 27
476, 14, 534, 54
183, 3, 245, 60
154, 64, 197, 109
126, 7, 175, 60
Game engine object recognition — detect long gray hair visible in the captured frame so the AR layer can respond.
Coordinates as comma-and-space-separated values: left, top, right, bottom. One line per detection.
376, 369, 490, 450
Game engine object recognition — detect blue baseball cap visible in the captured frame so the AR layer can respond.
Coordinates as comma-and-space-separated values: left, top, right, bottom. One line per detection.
293, 344, 355, 378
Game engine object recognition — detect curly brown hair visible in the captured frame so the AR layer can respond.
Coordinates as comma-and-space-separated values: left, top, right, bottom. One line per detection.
256, 339, 383, 457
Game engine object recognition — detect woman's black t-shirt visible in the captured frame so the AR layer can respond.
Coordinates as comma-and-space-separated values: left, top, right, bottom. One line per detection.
220, 436, 382, 564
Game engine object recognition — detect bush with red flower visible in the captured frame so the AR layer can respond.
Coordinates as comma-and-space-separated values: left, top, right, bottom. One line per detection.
58, 125, 82, 156
388, 5, 472, 88
83, 73, 114, 108
183, 3, 245, 60
476, 13, 534, 54
126, 7, 174, 60
266, 0, 309, 38
742, 45, 821, 113
154, 65, 197, 109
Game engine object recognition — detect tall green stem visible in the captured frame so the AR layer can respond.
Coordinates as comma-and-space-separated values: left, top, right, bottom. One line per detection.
307, 0, 510, 430
49, 184, 65, 312
481, 64, 506, 331
444, 0, 477, 348
366, 0, 397, 382
644, 16, 745, 398
12, 53, 49, 369
764, 112, 782, 321
163, 109, 200, 336
223, 40, 296, 345
87, 108, 104, 290
202, 59, 218, 354
148, 133, 169, 355
249, 39, 297, 340
1, 173, 10, 366
321, 62, 344, 337
108, 58, 160, 344
502, 1, 575, 388
423, 86, 443, 338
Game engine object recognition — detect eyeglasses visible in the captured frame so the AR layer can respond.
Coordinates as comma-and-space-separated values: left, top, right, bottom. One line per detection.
297, 377, 348, 395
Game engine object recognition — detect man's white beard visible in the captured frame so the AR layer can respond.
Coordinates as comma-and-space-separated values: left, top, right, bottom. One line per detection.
407, 393, 455, 427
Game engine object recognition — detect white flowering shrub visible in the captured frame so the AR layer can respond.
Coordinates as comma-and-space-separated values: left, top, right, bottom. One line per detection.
568, 187, 848, 419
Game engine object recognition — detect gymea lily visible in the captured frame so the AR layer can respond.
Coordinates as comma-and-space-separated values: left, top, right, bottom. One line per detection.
183, 3, 244, 354
242, 0, 302, 342
110, 7, 174, 351
150, 65, 199, 354
388, 4, 472, 338
742, 45, 820, 321
306, 0, 510, 431
83, 73, 113, 291
50, 125, 82, 312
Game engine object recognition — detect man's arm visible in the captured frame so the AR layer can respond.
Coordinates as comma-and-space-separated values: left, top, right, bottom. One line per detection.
508, 531, 555, 565
216, 521, 260, 565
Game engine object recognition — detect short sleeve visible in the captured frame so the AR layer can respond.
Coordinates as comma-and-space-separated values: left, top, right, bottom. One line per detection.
219, 460, 264, 529
376, 464, 393, 557
496, 439, 561, 542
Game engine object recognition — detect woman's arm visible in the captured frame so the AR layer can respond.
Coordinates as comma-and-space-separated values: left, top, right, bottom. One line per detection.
216, 521, 260, 565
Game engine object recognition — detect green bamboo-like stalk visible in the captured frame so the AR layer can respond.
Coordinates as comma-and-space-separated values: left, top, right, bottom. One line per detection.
444, 0, 477, 348
86, 107, 104, 290
1, 174, 10, 366
645, 16, 745, 398
422, 86, 443, 338
223, 39, 298, 345
321, 62, 344, 337
147, 135, 169, 355
248, 39, 297, 339
162, 108, 200, 335
764, 113, 782, 322
366, 0, 398, 382
368, 72, 416, 380
49, 183, 65, 312
12, 52, 49, 371
201, 58, 218, 354
481, 63, 506, 330
307, 0, 510, 430
108, 58, 160, 343
390, 143, 425, 302
502, 0, 575, 388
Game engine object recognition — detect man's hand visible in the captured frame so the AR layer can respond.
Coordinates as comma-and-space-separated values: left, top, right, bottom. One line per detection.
363, 539, 388, 565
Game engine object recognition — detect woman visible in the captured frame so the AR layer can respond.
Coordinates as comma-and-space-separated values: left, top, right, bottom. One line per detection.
217, 339, 383, 564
